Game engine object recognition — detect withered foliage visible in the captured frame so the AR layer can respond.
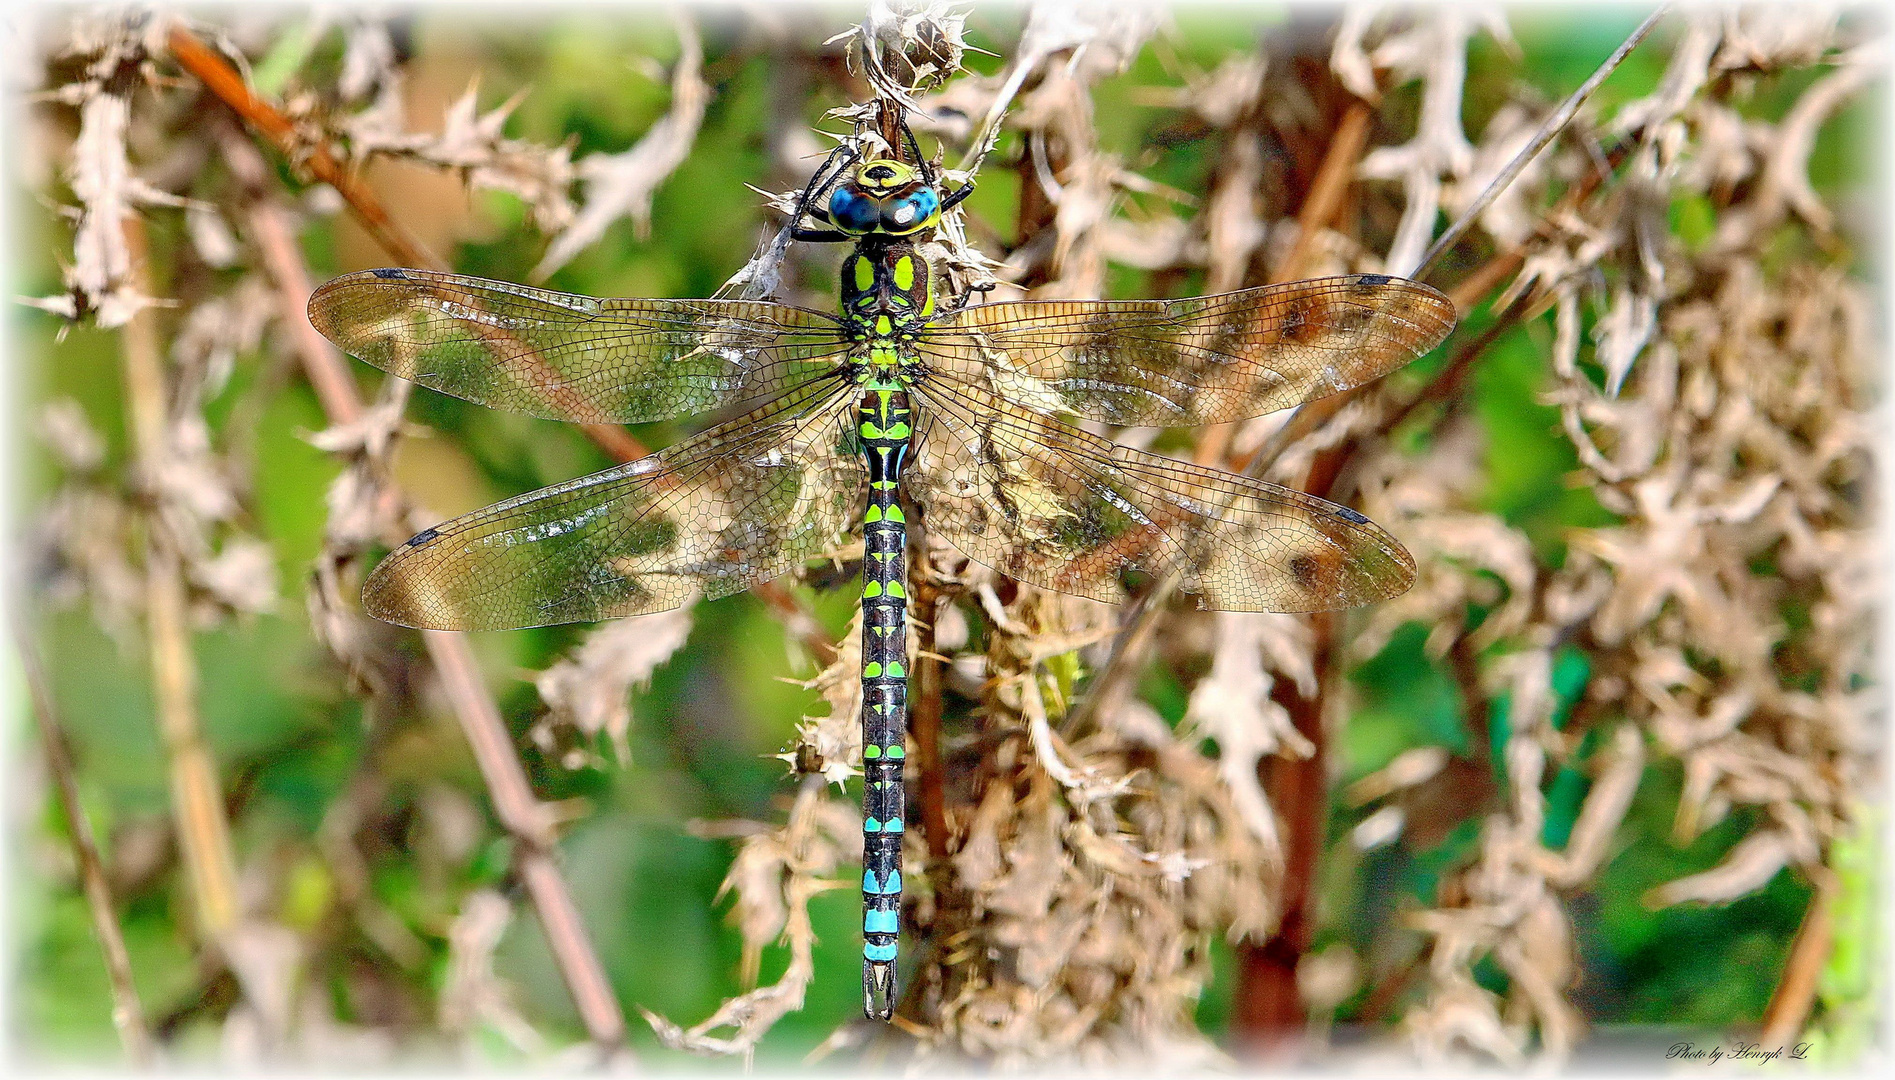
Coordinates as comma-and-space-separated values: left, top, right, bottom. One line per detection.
14, 1, 1880, 1071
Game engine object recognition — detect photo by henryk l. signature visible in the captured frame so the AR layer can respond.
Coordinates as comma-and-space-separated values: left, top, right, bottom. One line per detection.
1669, 1042, 1815, 1066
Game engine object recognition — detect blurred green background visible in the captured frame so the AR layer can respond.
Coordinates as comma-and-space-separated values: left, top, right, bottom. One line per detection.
12, 5, 1876, 1063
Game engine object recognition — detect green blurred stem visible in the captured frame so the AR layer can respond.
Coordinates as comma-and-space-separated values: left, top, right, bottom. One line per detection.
249, 17, 321, 98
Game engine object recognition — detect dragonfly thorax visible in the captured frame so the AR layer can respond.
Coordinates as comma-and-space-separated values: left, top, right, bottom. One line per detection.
840, 237, 937, 359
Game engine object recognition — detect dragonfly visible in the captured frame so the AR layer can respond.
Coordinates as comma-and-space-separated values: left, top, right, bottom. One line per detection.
306, 105, 1456, 1021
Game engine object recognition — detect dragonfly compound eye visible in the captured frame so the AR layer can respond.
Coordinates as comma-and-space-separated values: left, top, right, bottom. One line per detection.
829, 186, 883, 234
881, 186, 942, 234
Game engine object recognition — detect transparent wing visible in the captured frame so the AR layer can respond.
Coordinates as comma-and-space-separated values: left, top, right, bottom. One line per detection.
914, 274, 1455, 426
906, 381, 1414, 612
365, 378, 863, 630
308, 268, 851, 424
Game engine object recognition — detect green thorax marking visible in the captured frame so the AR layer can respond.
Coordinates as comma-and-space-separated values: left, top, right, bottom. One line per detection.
840, 237, 938, 349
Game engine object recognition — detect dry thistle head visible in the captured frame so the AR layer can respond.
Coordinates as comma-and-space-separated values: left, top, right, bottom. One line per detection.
835, 0, 973, 107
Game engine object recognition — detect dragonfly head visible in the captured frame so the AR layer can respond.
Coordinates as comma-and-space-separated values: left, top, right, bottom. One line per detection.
829, 158, 943, 237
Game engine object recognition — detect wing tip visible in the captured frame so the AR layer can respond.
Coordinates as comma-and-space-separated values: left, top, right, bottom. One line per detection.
1298, 507, 1417, 612
1355, 272, 1459, 336
306, 267, 417, 335
361, 542, 469, 631
1346, 507, 1417, 606
361, 566, 434, 630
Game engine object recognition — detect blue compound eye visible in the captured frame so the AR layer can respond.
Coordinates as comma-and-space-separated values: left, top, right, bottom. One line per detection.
829, 187, 881, 234
882, 187, 941, 233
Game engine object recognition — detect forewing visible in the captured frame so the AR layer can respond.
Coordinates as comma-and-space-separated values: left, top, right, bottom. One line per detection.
308, 268, 850, 424
906, 383, 1414, 612
915, 274, 1455, 426
365, 380, 863, 630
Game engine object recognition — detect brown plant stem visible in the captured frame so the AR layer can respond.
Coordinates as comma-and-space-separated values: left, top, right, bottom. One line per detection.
1224, 109, 1601, 1042
13, 616, 158, 1066
1356, 951, 1423, 1025
119, 216, 242, 942
221, 136, 629, 1050
1234, 612, 1334, 1052
424, 630, 628, 1049
1446, 632, 1494, 762
153, 964, 240, 1040
1195, 97, 1374, 470
164, 24, 442, 273
1446, 246, 1526, 313
166, 22, 649, 467
246, 176, 363, 427
1760, 871, 1835, 1046
1229, 296, 1529, 1047
1269, 99, 1375, 287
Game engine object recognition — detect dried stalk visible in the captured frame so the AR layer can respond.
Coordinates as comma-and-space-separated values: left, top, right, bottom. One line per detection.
118, 214, 242, 941
217, 133, 629, 1052
1193, 98, 1375, 470
1759, 871, 1836, 1046
163, 21, 649, 466
163, 23, 442, 273
13, 616, 157, 1066
424, 629, 628, 1050
1269, 99, 1376, 287
1228, 598, 1333, 1046
1411, 5, 1669, 280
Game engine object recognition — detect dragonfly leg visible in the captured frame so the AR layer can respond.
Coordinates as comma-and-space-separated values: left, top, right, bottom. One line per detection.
789, 143, 860, 236
791, 226, 853, 244
939, 178, 975, 213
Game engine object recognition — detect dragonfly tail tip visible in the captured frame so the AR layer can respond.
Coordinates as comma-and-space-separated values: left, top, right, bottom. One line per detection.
863, 959, 897, 1022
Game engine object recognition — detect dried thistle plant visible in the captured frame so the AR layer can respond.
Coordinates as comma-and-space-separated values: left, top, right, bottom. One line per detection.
669, 2, 1880, 1067
14, 1, 1880, 1071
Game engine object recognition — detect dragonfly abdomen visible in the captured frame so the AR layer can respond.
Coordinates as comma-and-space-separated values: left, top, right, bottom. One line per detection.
857, 383, 912, 1020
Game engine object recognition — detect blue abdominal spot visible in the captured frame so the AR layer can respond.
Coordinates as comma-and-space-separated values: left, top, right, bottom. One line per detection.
865, 942, 899, 962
